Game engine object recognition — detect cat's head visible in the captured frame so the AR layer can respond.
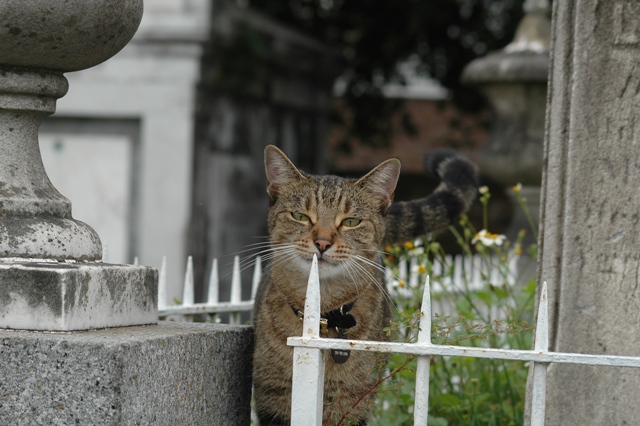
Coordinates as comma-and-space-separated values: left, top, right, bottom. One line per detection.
263, 145, 400, 278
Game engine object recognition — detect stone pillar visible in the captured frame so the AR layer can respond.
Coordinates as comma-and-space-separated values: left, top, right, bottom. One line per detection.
531, 0, 640, 423
0, 1, 253, 422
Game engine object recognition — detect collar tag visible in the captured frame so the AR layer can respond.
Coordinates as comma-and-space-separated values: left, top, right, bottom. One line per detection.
331, 328, 351, 363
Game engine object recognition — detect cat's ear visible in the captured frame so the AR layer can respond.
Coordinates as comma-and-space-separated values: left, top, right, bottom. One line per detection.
264, 145, 306, 198
357, 158, 401, 211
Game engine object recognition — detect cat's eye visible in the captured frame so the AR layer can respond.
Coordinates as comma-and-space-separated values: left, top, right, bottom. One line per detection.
340, 218, 361, 227
291, 212, 311, 222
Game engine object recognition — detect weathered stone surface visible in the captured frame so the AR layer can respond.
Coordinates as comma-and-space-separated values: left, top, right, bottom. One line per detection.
532, 1, 640, 423
0, 262, 157, 331
0, 0, 143, 72
0, 322, 254, 425
0, 67, 103, 260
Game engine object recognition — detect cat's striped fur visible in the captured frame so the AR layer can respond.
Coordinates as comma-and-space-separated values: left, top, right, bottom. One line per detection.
253, 145, 478, 425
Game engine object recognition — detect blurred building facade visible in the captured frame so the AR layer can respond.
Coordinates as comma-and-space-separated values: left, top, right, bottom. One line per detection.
41, 0, 339, 300
41, 0, 498, 299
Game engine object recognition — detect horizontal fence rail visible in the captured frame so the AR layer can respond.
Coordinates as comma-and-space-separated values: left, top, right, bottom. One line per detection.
152, 252, 517, 324
287, 254, 640, 426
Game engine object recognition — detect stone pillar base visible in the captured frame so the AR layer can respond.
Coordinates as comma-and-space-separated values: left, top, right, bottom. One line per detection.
0, 262, 157, 331
0, 322, 254, 424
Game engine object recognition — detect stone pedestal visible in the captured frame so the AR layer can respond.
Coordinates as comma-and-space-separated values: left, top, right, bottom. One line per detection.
0, 323, 253, 425
532, 0, 640, 423
0, 262, 156, 331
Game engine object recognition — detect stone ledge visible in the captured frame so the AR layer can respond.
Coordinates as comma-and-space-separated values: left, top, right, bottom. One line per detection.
0, 262, 157, 331
0, 322, 254, 425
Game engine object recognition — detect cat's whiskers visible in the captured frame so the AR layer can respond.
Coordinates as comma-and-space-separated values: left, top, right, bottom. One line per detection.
263, 247, 306, 274
230, 243, 299, 277
348, 255, 398, 311
340, 260, 366, 299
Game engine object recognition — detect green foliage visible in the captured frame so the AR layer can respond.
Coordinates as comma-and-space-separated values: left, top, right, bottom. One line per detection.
370, 185, 537, 425
248, 0, 526, 146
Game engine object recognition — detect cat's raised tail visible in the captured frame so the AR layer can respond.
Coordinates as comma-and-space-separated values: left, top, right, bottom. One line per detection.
382, 149, 479, 246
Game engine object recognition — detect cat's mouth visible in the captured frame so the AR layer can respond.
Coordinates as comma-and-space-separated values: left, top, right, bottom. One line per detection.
291, 252, 348, 279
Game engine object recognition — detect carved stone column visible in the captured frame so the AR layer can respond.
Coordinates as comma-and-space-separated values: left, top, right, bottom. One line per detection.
531, 0, 640, 423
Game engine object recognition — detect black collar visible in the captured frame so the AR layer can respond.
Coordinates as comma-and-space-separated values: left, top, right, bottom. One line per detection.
289, 300, 357, 334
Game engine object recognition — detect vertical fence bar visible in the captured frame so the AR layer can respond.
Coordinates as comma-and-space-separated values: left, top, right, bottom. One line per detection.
291, 255, 325, 426
158, 256, 167, 311
230, 256, 242, 324
414, 275, 432, 425
207, 258, 219, 305
251, 255, 262, 300
530, 281, 549, 426
399, 257, 408, 283
182, 255, 194, 306
207, 258, 219, 322
410, 255, 419, 288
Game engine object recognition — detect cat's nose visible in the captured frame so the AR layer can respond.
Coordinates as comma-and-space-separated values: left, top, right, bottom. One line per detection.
314, 238, 332, 254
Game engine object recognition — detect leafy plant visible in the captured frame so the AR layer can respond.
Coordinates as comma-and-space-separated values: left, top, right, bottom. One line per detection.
370, 184, 537, 425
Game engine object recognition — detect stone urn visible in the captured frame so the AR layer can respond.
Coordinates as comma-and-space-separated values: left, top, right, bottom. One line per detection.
0, 0, 143, 260
0, 0, 157, 331
462, 2, 550, 241
0, 0, 142, 260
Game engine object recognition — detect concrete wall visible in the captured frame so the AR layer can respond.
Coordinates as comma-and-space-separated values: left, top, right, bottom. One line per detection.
1, 322, 253, 424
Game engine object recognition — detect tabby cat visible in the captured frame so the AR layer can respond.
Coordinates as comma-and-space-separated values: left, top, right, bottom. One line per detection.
253, 145, 478, 425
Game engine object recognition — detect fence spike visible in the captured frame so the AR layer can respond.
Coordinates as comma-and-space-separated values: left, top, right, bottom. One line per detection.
290, 254, 325, 425
417, 275, 432, 344
207, 258, 219, 304
530, 281, 549, 426
454, 255, 463, 285
472, 254, 482, 290
182, 256, 194, 306
414, 275, 432, 425
231, 256, 242, 304
399, 256, 408, 282
302, 254, 321, 338
229, 256, 243, 324
251, 255, 262, 300
410, 255, 419, 288
535, 281, 549, 352
158, 256, 167, 310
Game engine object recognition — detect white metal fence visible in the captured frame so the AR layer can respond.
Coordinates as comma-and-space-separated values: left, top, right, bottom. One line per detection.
287, 255, 640, 425
153, 252, 518, 324
157, 255, 260, 324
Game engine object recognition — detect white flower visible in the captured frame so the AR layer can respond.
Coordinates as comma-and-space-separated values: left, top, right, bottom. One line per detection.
479, 186, 489, 194
388, 279, 413, 298
411, 263, 427, 275
408, 246, 425, 256
472, 229, 506, 247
